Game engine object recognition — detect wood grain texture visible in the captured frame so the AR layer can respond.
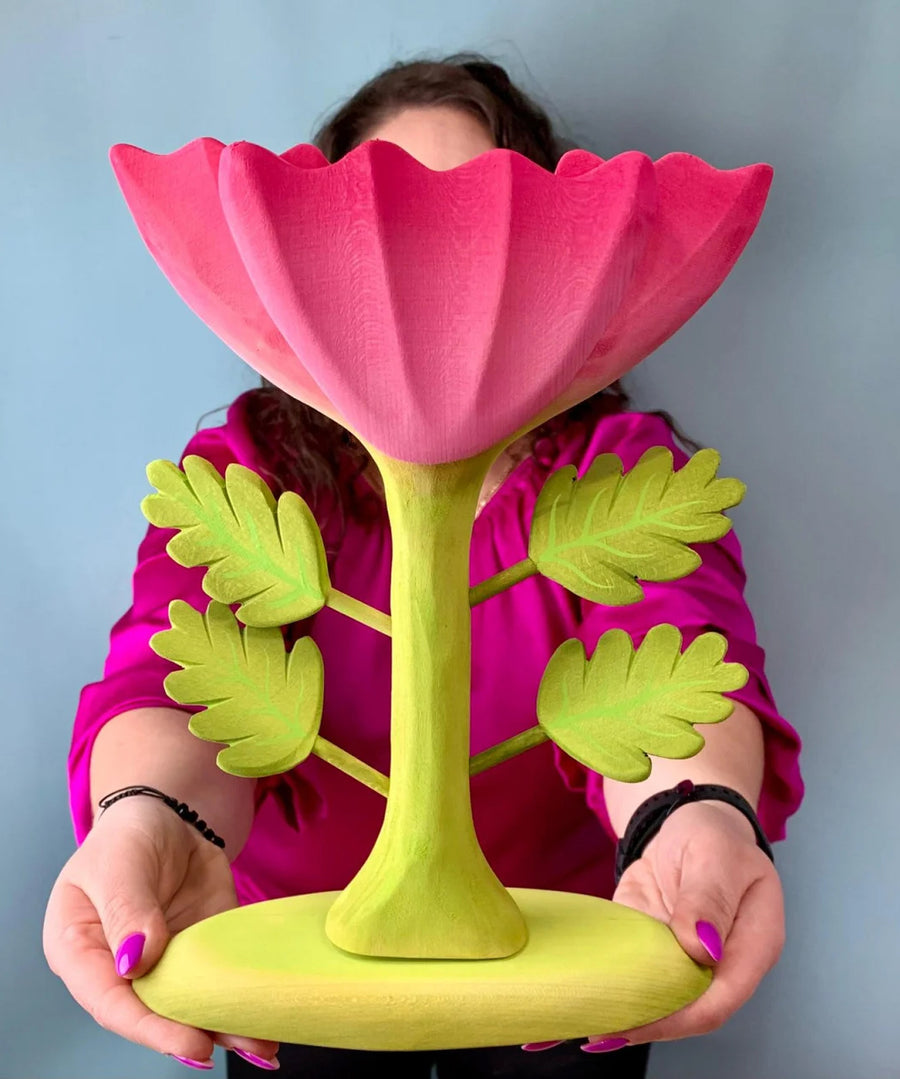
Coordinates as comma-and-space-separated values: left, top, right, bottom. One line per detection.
142, 456, 330, 628
537, 625, 748, 782
325, 448, 527, 959
529, 447, 745, 606
133, 889, 712, 1050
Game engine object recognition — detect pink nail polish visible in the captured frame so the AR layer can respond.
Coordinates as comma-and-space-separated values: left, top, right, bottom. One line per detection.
114, 932, 145, 977
233, 1048, 280, 1070
696, 919, 723, 962
170, 1056, 214, 1070
521, 1041, 564, 1051
581, 1037, 630, 1053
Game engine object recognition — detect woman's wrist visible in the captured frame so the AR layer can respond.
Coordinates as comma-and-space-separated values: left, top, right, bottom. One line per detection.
89, 707, 257, 856
98, 786, 227, 849
615, 780, 773, 884
91, 788, 189, 842
650, 797, 758, 848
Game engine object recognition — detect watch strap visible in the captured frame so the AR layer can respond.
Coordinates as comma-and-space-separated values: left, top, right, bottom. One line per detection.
614, 779, 774, 885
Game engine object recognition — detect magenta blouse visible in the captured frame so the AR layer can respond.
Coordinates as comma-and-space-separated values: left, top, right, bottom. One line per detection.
69, 394, 803, 905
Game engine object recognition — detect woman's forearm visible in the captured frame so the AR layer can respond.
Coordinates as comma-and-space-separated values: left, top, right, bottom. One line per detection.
603, 701, 766, 839
89, 706, 257, 858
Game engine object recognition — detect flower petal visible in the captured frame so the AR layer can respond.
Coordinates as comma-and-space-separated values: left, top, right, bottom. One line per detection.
218, 140, 655, 462
280, 143, 330, 169
109, 138, 339, 422
560, 153, 774, 409
555, 148, 608, 178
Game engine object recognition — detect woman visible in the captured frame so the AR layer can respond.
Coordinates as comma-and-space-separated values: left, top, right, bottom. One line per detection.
43, 53, 803, 1078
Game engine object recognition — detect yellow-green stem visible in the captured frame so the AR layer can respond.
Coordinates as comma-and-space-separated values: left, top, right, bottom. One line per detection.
325, 449, 527, 959
469, 726, 549, 777
312, 736, 389, 797
326, 589, 392, 636
469, 558, 538, 607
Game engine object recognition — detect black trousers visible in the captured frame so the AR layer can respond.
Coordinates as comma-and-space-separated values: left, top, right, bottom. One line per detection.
227, 1041, 650, 1078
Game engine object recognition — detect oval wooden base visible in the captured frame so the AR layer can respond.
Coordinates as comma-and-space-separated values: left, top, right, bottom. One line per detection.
133, 889, 711, 1050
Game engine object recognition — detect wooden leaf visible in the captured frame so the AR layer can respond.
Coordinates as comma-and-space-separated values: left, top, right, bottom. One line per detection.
528, 447, 745, 605
151, 600, 324, 778
537, 624, 748, 782
142, 456, 329, 627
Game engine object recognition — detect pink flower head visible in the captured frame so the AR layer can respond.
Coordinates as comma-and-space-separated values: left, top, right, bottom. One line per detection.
110, 137, 772, 463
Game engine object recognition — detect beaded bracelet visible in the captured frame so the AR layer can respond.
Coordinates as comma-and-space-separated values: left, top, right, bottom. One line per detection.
98, 785, 226, 849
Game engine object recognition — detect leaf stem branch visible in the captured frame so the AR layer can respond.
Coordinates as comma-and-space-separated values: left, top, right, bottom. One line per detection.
469, 725, 549, 776
326, 589, 392, 636
469, 558, 538, 607
313, 736, 389, 797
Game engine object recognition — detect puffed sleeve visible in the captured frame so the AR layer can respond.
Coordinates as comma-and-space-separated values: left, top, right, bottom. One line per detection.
67, 393, 324, 843
551, 411, 804, 844
66, 413, 251, 842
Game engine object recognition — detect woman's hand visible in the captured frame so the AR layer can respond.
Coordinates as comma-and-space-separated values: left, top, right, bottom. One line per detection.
43, 797, 280, 1071
523, 798, 783, 1056
584, 799, 784, 1052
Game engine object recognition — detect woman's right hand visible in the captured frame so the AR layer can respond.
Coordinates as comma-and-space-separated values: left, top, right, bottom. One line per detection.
43, 796, 280, 1071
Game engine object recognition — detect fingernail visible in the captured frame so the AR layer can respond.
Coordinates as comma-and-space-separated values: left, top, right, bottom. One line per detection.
169, 1056, 214, 1070
233, 1048, 280, 1070
114, 932, 145, 977
581, 1037, 630, 1053
696, 919, 723, 962
521, 1041, 564, 1051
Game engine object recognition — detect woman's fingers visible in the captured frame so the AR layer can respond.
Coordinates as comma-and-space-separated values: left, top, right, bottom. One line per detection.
215, 1041, 281, 1070
585, 801, 785, 1050
662, 872, 741, 968
44, 874, 282, 1068
587, 864, 784, 1047
608, 858, 671, 924
44, 879, 217, 1062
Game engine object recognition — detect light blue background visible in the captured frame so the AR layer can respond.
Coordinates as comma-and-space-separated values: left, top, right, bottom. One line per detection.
2, 2, 897, 1077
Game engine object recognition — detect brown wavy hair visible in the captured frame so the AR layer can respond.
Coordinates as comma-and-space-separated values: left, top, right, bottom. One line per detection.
236, 52, 692, 545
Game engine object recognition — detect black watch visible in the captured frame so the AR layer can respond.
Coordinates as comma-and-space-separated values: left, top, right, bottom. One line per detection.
614, 780, 774, 885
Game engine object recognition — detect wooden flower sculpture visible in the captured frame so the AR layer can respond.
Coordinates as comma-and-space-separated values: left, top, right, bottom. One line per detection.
109, 137, 771, 1048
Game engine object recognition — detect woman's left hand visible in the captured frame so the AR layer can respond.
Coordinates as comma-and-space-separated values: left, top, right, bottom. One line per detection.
583, 799, 784, 1052
524, 798, 783, 1055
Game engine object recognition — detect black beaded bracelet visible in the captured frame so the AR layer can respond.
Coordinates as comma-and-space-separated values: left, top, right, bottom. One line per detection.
98, 785, 226, 849
614, 780, 773, 885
